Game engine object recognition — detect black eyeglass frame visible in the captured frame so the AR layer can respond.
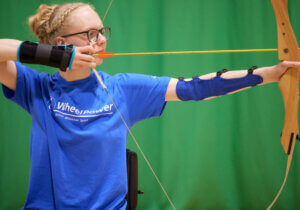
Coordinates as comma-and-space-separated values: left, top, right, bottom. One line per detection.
61, 27, 111, 42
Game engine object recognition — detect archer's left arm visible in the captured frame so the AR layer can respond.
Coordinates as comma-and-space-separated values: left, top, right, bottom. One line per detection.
165, 61, 300, 101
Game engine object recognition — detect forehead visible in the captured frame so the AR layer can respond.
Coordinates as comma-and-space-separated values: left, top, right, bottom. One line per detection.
66, 6, 103, 33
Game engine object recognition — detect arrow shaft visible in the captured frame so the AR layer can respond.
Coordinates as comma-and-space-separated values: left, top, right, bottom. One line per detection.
114, 48, 279, 56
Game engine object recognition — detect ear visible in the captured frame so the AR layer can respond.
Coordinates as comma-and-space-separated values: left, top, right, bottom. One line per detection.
56, 37, 67, 45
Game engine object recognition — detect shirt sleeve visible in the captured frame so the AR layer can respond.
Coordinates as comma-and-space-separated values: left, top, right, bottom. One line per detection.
2, 61, 41, 114
117, 73, 171, 125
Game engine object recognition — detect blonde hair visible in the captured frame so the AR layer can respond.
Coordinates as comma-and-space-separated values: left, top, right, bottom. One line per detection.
28, 3, 94, 44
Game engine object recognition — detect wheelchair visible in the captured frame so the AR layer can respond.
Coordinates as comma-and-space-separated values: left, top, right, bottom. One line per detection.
126, 149, 143, 210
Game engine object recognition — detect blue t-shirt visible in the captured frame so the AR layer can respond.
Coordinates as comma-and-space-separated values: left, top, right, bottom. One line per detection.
2, 62, 170, 209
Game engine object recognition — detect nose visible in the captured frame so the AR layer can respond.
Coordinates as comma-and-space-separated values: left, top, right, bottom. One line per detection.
96, 33, 106, 45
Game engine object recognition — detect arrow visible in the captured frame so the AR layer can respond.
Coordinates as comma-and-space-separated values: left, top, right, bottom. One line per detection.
93, 48, 300, 59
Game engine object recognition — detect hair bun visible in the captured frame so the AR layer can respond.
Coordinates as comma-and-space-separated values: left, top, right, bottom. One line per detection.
28, 4, 59, 43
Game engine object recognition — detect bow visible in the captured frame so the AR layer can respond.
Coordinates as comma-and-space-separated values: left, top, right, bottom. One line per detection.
267, 0, 299, 209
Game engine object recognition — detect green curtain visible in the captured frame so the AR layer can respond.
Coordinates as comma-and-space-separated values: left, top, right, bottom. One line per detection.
0, 0, 299, 209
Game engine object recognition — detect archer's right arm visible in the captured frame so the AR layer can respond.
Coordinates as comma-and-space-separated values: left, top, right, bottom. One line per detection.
0, 39, 98, 92
0, 39, 22, 91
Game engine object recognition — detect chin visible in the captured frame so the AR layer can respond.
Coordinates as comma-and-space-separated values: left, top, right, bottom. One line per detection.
96, 58, 103, 66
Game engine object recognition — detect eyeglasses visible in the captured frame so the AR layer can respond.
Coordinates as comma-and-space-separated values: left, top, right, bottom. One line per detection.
61, 27, 111, 43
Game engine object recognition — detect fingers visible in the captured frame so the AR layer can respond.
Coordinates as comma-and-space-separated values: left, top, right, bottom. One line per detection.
77, 53, 96, 63
77, 45, 96, 55
70, 46, 97, 70
276, 61, 300, 83
280, 60, 300, 68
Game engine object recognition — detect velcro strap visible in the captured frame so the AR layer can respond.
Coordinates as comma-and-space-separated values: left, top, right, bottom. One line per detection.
35, 44, 52, 66
18, 41, 38, 63
248, 66, 258, 74
216, 69, 228, 76
178, 77, 185, 80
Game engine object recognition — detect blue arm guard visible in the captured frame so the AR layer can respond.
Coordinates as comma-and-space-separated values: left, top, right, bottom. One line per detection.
176, 70, 263, 101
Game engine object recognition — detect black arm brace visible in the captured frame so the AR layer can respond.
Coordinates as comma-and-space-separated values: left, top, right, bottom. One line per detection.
18, 41, 74, 72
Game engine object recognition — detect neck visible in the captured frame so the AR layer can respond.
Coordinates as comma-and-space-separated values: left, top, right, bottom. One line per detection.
59, 68, 91, 82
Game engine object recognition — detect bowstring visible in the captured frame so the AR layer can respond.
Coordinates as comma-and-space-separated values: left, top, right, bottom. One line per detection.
100, 1, 176, 209
92, 69, 176, 210
102, 0, 114, 22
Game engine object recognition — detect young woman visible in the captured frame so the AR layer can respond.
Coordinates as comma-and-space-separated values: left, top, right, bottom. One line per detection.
0, 2, 299, 209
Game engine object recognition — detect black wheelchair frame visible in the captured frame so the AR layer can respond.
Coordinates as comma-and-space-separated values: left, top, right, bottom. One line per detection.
126, 149, 143, 210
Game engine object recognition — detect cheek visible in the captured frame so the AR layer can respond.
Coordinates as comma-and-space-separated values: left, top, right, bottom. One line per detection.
68, 36, 89, 46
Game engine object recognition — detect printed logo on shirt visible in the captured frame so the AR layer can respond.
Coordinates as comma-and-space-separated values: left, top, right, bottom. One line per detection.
47, 96, 113, 122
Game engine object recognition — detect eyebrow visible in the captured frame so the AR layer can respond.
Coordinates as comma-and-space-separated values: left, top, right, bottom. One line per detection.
85, 25, 104, 31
